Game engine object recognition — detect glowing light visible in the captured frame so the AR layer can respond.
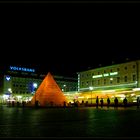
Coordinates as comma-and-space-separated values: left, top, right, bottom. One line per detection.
89, 86, 93, 90
8, 88, 12, 92
33, 83, 37, 88
31, 72, 67, 107
78, 96, 84, 98
6, 76, 10, 81
116, 94, 125, 98
131, 93, 135, 96
102, 90, 115, 93
92, 74, 102, 78
110, 78, 113, 80
110, 72, 118, 76
103, 73, 109, 77
132, 88, 140, 91
3, 95, 10, 99
92, 72, 118, 79
17, 96, 22, 99
10, 66, 35, 73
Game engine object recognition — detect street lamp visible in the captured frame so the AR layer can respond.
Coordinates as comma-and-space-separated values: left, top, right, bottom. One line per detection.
63, 84, 66, 92
89, 86, 93, 104
33, 83, 38, 106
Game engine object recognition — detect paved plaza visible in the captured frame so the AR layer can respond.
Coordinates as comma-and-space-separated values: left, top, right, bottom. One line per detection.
0, 106, 140, 138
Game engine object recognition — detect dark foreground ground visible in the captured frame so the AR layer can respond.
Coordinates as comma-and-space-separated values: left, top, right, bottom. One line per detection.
0, 105, 140, 138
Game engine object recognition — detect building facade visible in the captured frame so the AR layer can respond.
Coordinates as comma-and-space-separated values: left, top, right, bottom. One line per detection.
0, 65, 77, 103
78, 60, 140, 91
77, 60, 140, 105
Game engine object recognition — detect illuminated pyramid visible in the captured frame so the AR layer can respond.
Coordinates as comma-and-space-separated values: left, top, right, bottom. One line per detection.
31, 72, 67, 107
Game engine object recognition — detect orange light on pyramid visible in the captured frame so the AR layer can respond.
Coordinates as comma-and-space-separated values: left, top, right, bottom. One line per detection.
31, 72, 67, 107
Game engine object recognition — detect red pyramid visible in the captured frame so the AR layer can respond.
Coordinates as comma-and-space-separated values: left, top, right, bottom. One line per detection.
31, 72, 67, 107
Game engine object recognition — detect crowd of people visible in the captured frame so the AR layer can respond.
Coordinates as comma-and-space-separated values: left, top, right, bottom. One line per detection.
94, 96, 140, 108
5, 96, 140, 108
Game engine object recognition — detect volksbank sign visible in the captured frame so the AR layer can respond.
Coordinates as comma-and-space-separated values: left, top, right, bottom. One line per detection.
10, 66, 35, 73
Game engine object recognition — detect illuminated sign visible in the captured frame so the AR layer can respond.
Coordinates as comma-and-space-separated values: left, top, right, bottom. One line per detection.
92, 72, 118, 79
6, 76, 11, 81
110, 72, 118, 76
92, 74, 102, 78
10, 66, 35, 73
103, 73, 109, 77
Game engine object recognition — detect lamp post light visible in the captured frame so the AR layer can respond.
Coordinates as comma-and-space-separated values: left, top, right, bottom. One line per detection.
63, 84, 66, 92
8, 88, 12, 101
89, 86, 93, 105
33, 83, 38, 105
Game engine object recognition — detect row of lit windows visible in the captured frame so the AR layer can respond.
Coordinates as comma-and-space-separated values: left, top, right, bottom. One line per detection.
81, 65, 136, 78
12, 79, 41, 83
11, 87, 76, 94
11, 81, 77, 88
81, 75, 136, 86
12, 91, 31, 94
11, 84, 77, 92
12, 84, 30, 88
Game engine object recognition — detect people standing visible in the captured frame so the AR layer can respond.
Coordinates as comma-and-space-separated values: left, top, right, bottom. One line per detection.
96, 96, 99, 108
137, 97, 140, 108
100, 98, 103, 108
123, 97, 127, 107
107, 97, 110, 108
114, 97, 118, 108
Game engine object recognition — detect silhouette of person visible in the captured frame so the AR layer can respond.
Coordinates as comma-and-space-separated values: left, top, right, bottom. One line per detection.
63, 101, 66, 108
114, 97, 118, 108
17, 101, 20, 107
85, 101, 88, 106
35, 100, 39, 107
100, 98, 103, 108
96, 96, 99, 108
123, 97, 127, 107
12, 101, 15, 107
107, 97, 110, 108
22, 101, 25, 107
137, 97, 140, 108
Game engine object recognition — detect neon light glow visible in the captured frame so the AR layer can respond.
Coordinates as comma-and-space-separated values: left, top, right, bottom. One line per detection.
103, 73, 109, 77
89, 86, 93, 90
6, 76, 10, 81
10, 66, 35, 72
92, 74, 102, 78
90, 82, 137, 90
132, 88, 140, 91
33, 83, 37, 88
110, 72, 118, 76
92, 71, 118, 79
79, 82, 137, 91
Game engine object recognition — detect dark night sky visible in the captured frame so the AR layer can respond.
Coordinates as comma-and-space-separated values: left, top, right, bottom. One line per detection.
1, 2, 140, 78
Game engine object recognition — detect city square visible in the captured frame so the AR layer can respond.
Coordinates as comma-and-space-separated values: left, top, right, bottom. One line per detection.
0, 106, 140, 137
